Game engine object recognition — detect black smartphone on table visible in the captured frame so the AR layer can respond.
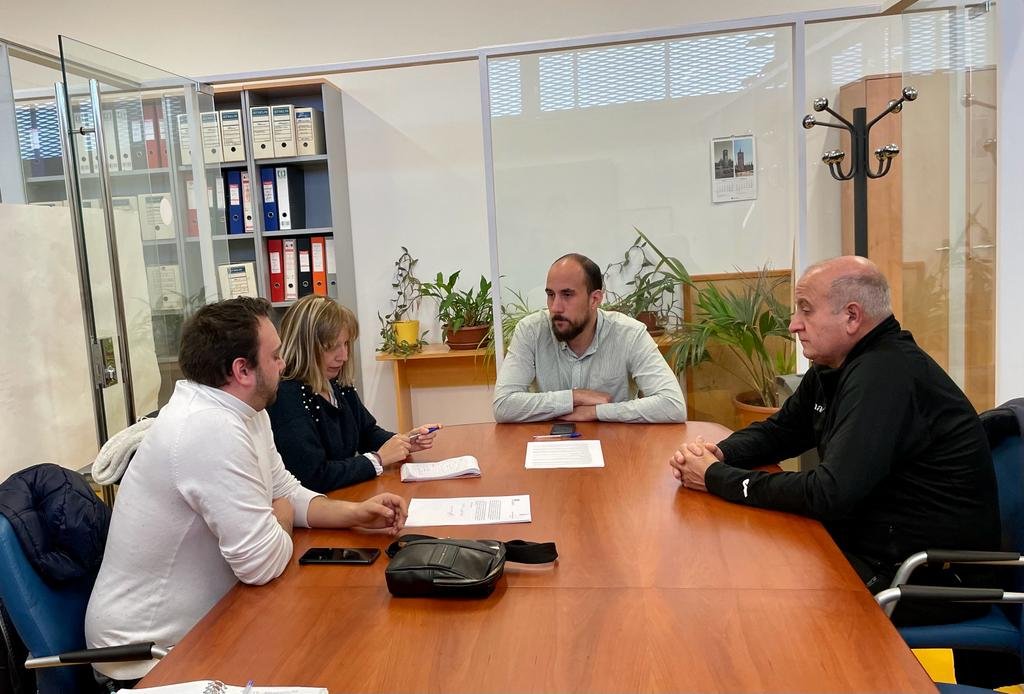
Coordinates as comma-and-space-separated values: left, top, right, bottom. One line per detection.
298, 547, 381, 565
550, 422, 576, 435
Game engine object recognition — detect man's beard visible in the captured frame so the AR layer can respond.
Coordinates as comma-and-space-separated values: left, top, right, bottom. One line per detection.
551, 314, 585, 342
254, 367, 278, 409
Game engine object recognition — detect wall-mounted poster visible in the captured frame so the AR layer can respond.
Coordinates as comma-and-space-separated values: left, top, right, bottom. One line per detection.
711, 135, 757, 203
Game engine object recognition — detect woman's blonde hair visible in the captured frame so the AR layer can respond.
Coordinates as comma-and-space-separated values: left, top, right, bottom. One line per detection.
279, 295, 360, 391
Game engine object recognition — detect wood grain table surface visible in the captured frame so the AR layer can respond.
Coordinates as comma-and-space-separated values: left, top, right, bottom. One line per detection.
139, 421, 935, 693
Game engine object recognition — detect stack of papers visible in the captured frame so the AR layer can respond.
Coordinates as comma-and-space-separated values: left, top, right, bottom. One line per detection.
524, 440, 605, 469
400, 455, 481, 483
405, 495, 532, 527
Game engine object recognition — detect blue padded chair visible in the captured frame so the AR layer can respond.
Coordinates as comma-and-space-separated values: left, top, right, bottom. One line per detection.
0, 465, 165, 694
0, 513, 98, 692
875, 401, 1024, 671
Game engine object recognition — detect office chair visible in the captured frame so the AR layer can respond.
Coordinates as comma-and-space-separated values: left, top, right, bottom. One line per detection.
0, 465, 165, 694
874, 401, 1024, 684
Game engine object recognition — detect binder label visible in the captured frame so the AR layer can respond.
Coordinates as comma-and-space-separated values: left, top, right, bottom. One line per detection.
312, 241, 325, 272
269, 251, 282, 274
262, 179, 275, 202
299, 251, 311, 273
250, 107, 272, 154
228, 183, 240, 206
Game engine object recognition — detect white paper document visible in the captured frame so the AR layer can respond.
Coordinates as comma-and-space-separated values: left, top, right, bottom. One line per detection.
400, 455, 481, 483
406, 495, 531, 527
525, 440, 605, 469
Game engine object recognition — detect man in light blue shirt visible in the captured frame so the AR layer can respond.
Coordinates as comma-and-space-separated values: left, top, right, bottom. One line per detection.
493, 253, 686, 423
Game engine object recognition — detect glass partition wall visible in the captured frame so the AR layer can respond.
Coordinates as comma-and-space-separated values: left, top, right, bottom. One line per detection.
804, 4, 997, 411
482, 5, 997, 423
489, 28, 796, 297
488, 28, 797, 423
58, 36, 221, 444
0, 1, 1002, 456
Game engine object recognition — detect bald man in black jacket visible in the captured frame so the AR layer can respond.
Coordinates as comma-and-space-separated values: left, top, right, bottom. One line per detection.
670, 256, 999, 624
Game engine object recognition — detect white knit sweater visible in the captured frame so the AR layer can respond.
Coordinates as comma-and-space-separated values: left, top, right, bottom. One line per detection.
84, 381, 321, 680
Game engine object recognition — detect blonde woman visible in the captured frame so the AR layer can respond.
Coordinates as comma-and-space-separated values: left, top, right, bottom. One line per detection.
268, 295, 441, 492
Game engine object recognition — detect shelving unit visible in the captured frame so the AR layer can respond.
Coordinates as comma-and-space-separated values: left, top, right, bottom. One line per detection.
211, 80, 357, 323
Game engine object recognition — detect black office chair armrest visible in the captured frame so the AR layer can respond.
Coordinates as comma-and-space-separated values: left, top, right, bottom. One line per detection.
925, 551, 1023, 564
890, 550, 1024, 593
898, 585, 1007, 602
25, 642, 168, 669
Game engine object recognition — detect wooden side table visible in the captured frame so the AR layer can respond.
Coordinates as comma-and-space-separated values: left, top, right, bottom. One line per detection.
375, 344, 496, 432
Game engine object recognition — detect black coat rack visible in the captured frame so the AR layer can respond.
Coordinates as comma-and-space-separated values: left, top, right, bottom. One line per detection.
802, 86, 918, 256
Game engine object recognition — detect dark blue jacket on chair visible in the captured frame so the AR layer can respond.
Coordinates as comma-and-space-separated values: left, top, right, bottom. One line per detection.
0, 463, 111, 694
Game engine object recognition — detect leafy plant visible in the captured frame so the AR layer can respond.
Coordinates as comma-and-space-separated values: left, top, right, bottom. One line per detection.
482, 287, 539, 364
377, 313, 427, 357
386, 247, 423, 322
663, 269, 794, 408
420, 271, 493, 333
626, 227, 794, 408
601, 233, 681, 331
377, 247, 427, 356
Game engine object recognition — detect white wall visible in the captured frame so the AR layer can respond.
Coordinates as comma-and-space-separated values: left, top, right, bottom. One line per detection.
330, 62, 493, 431
1, 1, 869, 79
995, 0, 1024, 403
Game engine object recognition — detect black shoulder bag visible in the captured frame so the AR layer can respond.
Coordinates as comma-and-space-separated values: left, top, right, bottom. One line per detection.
384, 534, 558, 597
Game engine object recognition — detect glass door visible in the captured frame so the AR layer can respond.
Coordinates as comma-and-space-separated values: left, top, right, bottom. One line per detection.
899, 5, 997, 411
56, 36, 225, 443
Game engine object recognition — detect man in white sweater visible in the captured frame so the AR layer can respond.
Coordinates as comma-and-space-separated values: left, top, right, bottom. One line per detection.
85, 297, 407, 687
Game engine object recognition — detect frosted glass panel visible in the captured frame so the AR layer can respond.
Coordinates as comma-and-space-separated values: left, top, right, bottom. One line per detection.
489, 27, 795, 310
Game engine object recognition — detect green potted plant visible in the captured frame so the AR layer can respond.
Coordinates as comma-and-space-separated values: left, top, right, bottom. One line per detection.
420, 271, 493, 350
602, 233, 680, 335
482, 287, 539, 366
633, 228, 794, 425
664, 268, 795, 420
377, 247, 427, 357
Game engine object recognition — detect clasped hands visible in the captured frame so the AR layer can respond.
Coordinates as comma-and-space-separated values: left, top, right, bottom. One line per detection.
669, 435, 724, 492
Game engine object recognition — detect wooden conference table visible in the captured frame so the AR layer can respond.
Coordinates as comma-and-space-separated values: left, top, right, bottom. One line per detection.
139, 422, 935, 693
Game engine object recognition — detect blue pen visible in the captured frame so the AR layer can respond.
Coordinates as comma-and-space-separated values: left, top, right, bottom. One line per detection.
241, 681, 254, 694
531, 432, 582, 440
408, 426, 440, 441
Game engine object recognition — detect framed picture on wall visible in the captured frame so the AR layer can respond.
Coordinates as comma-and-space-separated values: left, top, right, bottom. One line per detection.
710, 135, 757, 203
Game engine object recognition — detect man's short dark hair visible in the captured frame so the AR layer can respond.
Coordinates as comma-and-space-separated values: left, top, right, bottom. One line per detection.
179, 297, 272, 387
555, 253, 603, 293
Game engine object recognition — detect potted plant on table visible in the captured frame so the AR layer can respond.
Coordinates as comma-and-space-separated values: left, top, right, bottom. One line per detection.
377, 247, 427, 357
420, 271, 493, 350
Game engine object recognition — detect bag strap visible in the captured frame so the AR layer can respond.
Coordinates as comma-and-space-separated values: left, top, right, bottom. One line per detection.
385, 534, 557, 564
385, 534, 437, 558
504, 540, 558, 564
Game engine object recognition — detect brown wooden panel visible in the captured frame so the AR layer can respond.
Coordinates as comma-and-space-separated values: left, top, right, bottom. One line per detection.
139, 422, 933, 693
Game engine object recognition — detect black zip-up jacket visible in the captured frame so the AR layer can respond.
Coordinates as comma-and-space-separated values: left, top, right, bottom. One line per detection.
267, 379, 394, 493
705, 315, 999, 566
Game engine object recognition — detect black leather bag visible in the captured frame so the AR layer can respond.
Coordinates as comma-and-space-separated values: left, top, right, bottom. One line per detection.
384, 534, 557, 598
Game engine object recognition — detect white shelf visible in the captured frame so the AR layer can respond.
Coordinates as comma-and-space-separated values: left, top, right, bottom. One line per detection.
252, 154, 327, 166
261, 227, 332, 238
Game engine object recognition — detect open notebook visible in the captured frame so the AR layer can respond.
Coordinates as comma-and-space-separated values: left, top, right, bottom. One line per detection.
130, 682, 327, 693
400, 455, 481, 482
